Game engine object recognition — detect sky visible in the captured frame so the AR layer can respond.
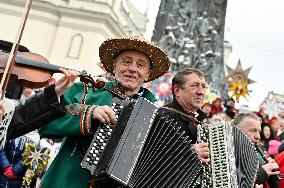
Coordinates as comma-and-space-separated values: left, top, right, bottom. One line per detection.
130, 0, 284, 111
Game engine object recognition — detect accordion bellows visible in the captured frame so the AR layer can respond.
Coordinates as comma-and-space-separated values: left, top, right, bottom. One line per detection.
81, 98, 202, 188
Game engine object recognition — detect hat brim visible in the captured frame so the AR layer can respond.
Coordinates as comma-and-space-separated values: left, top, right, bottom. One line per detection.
99, 37, 170, 82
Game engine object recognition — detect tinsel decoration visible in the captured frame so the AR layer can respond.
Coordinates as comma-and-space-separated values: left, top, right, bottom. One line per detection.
22, 142, 50, 186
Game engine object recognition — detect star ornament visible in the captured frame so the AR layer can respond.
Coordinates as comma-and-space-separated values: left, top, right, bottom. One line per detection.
22, 142, 50, 186
228, 81, 249, 102
225, 60, 255, 102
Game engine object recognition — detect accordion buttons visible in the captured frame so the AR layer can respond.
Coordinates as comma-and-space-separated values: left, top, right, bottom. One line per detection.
93, 143, 97, 147
101, 146, 105, 150
94, 161, 98, 165
90, 150, 93, 154
86, 158, 90, 162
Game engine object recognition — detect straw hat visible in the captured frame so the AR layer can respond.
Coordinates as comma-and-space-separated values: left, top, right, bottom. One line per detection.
99, 36, 170, 82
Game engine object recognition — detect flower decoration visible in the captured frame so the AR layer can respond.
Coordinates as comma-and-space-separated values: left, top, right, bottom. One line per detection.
22, 142, 50, 186
150, 72, 173, 102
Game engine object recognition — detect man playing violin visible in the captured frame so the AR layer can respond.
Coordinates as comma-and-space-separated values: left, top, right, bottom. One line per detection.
0, 40, 79, 142
38, 36, 170, 188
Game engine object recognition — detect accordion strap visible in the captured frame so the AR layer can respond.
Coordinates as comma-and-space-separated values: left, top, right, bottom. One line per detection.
161, 107, 199, 124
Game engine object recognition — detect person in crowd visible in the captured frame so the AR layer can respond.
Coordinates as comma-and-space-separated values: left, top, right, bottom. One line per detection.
201, 102, 212, 119
277, 119, 284, 141
275, 146, 284, 188
269, 116, 280, 141
234, 113, 280, 188
260, 123, 274, 152
267, 140, 281, 158
210, 97, 223, 116
38, 36, 170, 188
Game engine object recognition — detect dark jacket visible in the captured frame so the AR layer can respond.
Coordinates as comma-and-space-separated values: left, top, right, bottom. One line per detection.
256, 145, 280, 188
0, 136, 28, 188
7, 84, 66, 140
162, 98, 207, 143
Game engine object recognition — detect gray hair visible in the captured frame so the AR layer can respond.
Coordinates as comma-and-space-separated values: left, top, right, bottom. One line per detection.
233, 113, 260, 126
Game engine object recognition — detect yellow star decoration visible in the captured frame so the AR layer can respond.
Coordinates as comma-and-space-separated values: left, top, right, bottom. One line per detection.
225, 59, 255, 102
229, 81, 249, 102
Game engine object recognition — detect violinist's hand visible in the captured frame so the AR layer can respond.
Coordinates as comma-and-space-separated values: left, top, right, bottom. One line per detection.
92, 106, 116, 125
55, 68, 80, 97
0, 101, 5, 120
194, 142, 210, 164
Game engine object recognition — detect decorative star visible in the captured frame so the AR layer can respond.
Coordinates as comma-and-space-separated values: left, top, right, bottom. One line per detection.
22, 142, 50, 186
225, 59, 255, 102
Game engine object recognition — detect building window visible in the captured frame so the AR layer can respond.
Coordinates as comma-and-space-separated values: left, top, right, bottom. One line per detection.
67, 33, 83, 59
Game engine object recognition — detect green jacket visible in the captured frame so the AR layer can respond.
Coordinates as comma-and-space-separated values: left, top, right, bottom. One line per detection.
39, 82, 156, 188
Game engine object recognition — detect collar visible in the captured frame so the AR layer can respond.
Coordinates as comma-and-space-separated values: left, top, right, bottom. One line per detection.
166, 98, 207, 123
104, 80, 145, 100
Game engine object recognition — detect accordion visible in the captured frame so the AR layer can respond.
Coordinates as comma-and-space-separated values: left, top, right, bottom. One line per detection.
198, 120, 259, 188
81, 98, 202, 188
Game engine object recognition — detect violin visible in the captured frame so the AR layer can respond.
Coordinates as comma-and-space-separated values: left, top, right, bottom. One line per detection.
0, 50, 105, 90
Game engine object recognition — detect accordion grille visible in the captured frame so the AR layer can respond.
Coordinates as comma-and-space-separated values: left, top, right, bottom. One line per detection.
93, 98, 203, 188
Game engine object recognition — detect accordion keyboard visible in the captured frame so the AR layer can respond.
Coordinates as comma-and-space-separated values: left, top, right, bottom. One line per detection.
208, 122, 233, 188
81, 100, 126, 175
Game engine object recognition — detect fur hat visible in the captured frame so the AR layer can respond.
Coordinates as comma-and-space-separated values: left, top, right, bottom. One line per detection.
99, 36, 170, 82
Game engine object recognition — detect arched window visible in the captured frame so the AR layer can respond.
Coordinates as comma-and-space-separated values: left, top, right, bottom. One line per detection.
67, 33, 83, 59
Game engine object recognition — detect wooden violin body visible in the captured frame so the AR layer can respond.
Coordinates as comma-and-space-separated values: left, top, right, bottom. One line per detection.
0, 51, 104, 90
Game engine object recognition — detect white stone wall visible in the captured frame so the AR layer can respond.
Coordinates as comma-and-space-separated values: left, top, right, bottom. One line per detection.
0, 0, 147, 79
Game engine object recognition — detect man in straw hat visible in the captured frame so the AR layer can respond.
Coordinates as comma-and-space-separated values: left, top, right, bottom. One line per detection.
38, 36, 170, 188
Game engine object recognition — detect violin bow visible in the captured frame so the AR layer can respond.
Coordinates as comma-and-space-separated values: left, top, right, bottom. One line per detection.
0, 0, 33, 100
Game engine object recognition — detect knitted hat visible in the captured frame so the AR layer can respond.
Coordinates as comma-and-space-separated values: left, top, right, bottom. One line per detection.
268, 140, 281, 156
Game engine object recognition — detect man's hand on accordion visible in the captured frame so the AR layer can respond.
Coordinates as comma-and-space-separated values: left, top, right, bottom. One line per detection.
194, 142, 210, 164
92, 105, 116, 125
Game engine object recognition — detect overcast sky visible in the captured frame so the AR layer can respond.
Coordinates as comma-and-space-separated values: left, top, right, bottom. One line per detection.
130, 0, 284, 110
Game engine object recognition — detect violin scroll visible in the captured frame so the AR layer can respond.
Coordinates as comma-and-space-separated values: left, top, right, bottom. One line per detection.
79, 70, 105, 91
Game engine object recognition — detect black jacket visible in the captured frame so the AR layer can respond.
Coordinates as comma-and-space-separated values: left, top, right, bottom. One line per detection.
161, 98, 207, 143
6, 84, 66, 140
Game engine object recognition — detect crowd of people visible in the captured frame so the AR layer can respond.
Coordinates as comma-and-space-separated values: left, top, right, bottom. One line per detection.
0, 36, 283, 188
